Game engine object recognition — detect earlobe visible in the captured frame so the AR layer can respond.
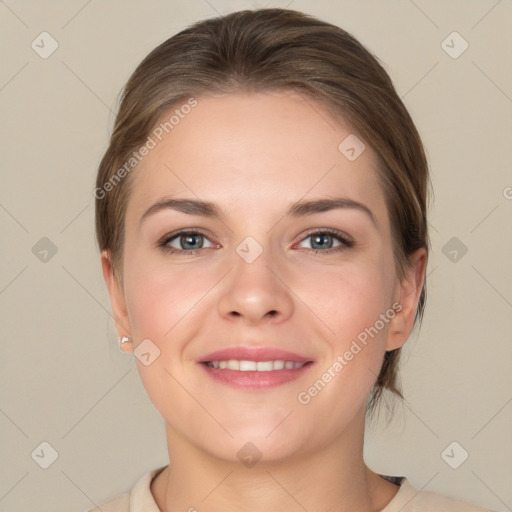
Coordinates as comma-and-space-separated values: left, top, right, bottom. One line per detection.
386, 248, 428, 352
101, 251, 133, 353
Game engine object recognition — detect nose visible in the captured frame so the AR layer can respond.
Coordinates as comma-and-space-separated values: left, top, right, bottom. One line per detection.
217, 245, 294, 326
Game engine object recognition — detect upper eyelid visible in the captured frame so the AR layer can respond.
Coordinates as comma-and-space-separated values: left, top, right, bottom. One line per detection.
160, 228, 352, 248
159, 228, 214, 244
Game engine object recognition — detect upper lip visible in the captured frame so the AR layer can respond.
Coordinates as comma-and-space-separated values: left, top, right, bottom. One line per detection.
199, 346, 313, 363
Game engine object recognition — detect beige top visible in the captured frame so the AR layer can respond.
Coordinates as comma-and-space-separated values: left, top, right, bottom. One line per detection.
88, 466, 494, 512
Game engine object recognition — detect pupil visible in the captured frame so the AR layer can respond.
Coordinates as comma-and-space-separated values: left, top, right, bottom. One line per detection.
312, 234, 332, 249
182, 234, 202, 250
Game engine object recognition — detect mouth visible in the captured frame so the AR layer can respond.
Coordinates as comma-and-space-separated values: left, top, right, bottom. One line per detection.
203, 359, 310, 370
198, 346, 315, 390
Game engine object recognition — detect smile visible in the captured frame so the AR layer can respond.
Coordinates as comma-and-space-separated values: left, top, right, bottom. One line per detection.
204, 360, 307, 371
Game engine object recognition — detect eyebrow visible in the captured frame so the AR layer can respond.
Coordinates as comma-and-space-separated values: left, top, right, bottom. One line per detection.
140, 196, 377, 228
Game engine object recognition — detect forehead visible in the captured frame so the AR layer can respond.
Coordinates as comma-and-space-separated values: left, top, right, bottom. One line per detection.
125, 90, 386, 225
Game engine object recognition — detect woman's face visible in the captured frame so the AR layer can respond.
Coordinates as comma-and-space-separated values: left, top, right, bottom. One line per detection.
103, 90, 425, 463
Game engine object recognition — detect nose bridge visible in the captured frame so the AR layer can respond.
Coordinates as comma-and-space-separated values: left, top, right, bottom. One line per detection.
235, 234, 268, 266
216, 233, 294, 323
231, 233, 278, 294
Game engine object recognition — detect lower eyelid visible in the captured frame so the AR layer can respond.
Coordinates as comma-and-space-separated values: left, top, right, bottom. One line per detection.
159, 230, 352, 252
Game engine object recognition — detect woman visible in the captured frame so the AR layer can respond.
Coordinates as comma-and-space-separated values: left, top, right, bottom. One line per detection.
92, 8, 494, 512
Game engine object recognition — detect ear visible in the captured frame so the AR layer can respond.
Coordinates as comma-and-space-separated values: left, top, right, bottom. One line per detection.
101, 250, 133, 354
386, 247, 428, 351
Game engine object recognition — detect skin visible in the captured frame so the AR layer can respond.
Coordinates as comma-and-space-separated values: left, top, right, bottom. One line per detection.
102, 90, 427, 512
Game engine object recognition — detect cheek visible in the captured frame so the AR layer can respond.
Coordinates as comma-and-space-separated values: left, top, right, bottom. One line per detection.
124, 273, 173, 340
121, 259, 212, 417
295, 268, 394, 422
122, 254, 216, 341
297, 256, 394, 391
302, 257, 394, 342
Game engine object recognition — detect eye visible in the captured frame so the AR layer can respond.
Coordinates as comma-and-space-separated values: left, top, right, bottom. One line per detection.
296, 229, 353, 254
158, 230, 215, 254
157, 228, 353, 255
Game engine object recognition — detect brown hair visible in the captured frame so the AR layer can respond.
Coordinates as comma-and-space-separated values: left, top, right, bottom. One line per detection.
95, 8, 431, 422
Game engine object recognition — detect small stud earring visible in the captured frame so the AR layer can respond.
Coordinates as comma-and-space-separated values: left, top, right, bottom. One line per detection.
120, 336, 131, 344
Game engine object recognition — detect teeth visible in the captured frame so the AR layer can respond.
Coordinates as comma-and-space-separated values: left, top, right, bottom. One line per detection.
227, 360, 239, 370
206, 360, 306, 371
240, 360, 256, 371
272, 360, 285, 370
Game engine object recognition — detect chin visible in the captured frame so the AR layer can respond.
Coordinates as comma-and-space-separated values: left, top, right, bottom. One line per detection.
196, 421, 315, 465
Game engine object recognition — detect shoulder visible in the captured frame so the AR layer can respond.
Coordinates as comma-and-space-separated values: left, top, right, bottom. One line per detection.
381, 476, 496, 512
86, 492, 130, 512
85, 465, 167, 512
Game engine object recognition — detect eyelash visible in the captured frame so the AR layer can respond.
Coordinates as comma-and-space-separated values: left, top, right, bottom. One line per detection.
157, 228, 354, 256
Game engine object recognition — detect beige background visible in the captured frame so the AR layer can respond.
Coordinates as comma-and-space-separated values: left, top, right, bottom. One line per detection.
1, 0, 511, 511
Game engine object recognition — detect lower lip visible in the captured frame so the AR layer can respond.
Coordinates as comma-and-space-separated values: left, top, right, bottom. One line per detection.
199, 362, 314, 390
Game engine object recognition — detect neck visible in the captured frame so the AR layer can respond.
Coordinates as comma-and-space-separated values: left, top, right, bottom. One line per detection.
151, 407, 399, 512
